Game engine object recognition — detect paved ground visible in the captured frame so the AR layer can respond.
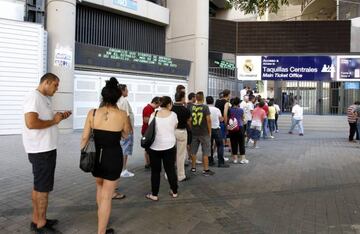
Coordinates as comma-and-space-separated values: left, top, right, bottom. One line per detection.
1, 116, 360, 234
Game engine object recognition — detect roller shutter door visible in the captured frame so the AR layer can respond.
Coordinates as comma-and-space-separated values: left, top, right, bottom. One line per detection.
0, 19, 46, 135
74, 70, 187, 129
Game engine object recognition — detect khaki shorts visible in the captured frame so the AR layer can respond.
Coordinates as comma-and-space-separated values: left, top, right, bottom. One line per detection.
190, 134, 211, 156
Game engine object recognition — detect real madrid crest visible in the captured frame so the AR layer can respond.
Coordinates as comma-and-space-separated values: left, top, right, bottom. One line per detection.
243, 59, 253, 73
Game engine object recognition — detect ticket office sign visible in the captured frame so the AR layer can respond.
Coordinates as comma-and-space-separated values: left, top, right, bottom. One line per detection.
261, 56, 335, 81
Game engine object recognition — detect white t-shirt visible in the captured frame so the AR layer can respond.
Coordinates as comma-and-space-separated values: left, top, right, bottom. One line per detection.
274, 104, 280, 114
117, 96, 134, 128
150, 111, 178, 151
292, 104, 303, 120
209, 106, 221, 129
240, 101, 254, 122
240, 89, 247, 99
22, 90, 58, 153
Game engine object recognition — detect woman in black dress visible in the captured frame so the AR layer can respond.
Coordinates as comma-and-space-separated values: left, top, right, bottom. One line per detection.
81, 77, 130, 234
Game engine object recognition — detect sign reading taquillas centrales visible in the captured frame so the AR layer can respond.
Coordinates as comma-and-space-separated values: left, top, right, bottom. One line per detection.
236, 55, 347, 81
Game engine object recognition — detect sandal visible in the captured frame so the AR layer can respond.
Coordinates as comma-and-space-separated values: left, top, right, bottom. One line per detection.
112, 192, 126, 200
169, 190, 178, 198
145, 193, 159, 201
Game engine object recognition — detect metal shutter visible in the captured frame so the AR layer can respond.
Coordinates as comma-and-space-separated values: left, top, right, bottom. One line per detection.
0, 19, 47, 135
74, 70, 187, 129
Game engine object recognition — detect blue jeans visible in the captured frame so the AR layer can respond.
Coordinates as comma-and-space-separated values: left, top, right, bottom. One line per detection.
210, 128, 225, 165
220, 122, 227, 139
289, 118, 304, 134
268, 119, 275, 134
262, 118, 268, 138
246, 120, 252, 137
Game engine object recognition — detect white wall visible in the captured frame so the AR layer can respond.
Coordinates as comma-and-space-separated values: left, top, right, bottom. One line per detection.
0, 0, 25, 21
83, 0, 169, 25
166, 0, 208, 94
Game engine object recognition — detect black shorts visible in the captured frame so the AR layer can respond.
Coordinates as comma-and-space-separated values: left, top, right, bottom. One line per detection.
28, 149, 57, 192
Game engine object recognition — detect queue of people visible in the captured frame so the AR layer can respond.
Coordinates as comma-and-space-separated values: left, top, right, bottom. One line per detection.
22, 74, 296, 234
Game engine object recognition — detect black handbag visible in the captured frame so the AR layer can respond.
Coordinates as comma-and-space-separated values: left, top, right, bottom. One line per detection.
141, 110, 158, 149
80, 109, 97, 173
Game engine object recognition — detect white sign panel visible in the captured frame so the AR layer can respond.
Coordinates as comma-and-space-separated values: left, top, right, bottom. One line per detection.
236, 56, 262, 80
54, 48, 73, 69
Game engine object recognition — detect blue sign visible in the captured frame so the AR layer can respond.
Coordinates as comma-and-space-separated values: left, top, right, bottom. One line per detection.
113, 0, 138, 11
261, 56, 335, 81
339, 57, 360, 80
344, 82, 360, 90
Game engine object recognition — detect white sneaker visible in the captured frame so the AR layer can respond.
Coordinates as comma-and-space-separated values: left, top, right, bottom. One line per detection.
233, 160, 238, 164
196, 160, 202, 165
121, 169, 135, 178
270, 136, 275, 139
276, 130, 279, 133
249, 139, 254, 144
240, 159, 249, 164
224, 157, 230, 162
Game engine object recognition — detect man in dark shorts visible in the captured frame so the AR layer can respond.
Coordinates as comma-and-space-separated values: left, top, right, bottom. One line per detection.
23, 73, 71, 233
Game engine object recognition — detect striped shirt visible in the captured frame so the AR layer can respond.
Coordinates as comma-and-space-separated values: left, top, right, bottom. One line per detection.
347, 105, 357, 123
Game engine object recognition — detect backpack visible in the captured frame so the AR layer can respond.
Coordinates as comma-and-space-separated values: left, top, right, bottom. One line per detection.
227, 108, 239, 132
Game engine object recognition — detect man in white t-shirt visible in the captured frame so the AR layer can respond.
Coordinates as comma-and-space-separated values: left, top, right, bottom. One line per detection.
240, 95, 254, 140
206, 96, 229, 168
23, 73, 71, 233
289, 102, 304, 136
117, 84, 135, 178
240, 87, 247, 100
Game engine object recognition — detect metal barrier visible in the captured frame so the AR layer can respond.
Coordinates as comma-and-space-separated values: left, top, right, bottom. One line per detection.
208, 67, 240, 98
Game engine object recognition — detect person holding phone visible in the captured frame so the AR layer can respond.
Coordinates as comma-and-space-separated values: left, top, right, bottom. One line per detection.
23, 73, 72, 233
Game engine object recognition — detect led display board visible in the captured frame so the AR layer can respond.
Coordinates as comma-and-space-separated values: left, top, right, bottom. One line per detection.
75, 43, 191, 77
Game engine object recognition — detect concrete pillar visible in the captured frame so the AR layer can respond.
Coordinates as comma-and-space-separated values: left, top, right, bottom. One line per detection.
166, 0, 209, 94
46, 0, 76, 132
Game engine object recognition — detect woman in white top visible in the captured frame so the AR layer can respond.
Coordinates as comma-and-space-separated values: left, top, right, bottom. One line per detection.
146, 96, 178, 201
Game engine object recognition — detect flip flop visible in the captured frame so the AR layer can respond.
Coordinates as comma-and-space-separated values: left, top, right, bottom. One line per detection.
112, 192, 126, 200
169, 190, 178, 198
145, 193, 159, 201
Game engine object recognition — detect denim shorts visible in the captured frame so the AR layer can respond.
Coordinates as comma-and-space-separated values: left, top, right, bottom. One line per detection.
120, 133, 134, 156
250, 127, 261, 141
28, 149, 57, 192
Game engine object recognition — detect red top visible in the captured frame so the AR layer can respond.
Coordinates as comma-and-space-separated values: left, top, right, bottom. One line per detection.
141, 104, 155, 135
262, 103, 269, 115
